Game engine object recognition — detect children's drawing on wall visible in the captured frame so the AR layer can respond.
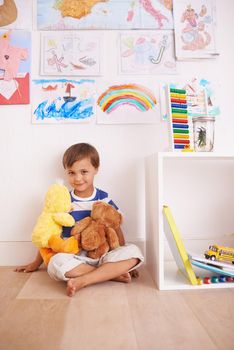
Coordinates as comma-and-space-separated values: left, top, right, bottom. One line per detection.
96, 80, 160, 124
119, 31, 176, 75
173, 0, 218, 59
32, 78, 96, 124
160, 77, 220, 121
0, 0, 32, 30
0, 30, 30, 105
160, 77, 220, 151
37, 0, 173, 30
41, 32, 102, 76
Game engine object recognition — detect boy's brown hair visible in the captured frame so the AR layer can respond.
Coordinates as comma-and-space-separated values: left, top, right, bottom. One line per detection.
63, 143, 100, 169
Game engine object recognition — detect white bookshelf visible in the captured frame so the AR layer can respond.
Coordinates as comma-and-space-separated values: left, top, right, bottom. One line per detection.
145, 152, 234, 290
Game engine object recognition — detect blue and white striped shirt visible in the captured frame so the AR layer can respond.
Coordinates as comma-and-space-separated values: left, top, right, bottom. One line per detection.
62, 187, 119, 238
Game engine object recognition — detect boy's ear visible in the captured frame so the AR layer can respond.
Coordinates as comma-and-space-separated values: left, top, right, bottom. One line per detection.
95, 167, 99, 174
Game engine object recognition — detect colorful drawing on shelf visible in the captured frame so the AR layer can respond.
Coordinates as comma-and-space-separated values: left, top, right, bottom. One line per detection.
0, 30, 30, 105
119, 30, 176, 74
32, 78, 96, 124
97, 81, 160, 124
160, 77, 220, 121
41, 32, 102, 76
173, 0, 218, 59
37, 0, 173, 30
0, 0, 32, 30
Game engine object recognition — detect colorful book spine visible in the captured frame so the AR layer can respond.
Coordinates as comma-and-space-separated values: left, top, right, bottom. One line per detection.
167, 86, 192, 151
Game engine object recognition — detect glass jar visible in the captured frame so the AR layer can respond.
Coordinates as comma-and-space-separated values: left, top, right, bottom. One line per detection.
192, 116, 215, 152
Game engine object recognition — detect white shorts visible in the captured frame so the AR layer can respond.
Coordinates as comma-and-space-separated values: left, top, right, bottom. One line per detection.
47, 243, 144, 281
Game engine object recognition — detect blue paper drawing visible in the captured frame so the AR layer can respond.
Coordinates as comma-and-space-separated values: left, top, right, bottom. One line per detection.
32, 78, 96, 124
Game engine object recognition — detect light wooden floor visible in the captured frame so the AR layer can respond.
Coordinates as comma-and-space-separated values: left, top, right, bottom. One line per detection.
0, 266, 233, 350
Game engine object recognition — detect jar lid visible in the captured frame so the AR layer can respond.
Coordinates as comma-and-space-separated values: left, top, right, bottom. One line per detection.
192, 116, 215, 122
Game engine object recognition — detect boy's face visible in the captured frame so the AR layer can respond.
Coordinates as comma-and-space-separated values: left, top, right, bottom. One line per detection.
65, 157, 98, 198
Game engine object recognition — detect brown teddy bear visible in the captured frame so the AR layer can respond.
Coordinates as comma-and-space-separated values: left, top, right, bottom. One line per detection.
71, 201, 122, 259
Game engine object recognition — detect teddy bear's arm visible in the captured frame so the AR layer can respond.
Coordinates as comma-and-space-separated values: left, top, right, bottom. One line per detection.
70, 216, 92, 235
52, 213, 75, 227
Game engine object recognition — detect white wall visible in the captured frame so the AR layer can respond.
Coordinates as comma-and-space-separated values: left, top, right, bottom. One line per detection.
1, 0, 234, 265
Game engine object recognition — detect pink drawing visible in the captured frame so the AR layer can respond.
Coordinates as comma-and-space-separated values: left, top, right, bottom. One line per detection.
0, 31, 28, 81
139, 0, 169, 28
47, 50, 68, 72
180, 5, 211, 51
127, 1, 136, 22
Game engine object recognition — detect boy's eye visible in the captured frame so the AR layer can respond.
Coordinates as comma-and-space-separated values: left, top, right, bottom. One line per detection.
68, 171, 75, 175
81, 170, 88, 175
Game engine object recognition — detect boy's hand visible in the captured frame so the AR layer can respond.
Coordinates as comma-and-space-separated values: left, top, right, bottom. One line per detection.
14, 251, 43, 273
14, 261, 41, 273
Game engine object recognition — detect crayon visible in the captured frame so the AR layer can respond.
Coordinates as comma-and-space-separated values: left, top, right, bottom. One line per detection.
170, 88, 186, 94
171, 103, 187, 109
174, 144, 187, 149
170, 98, 187, 103
172, 124, 189, 129
173, 134, 190, 139
173, 129, 189, 134
170, 93, 187, 99
172, 113, 187, 119
174, 139, 190, 144
172, 108, 187, 114
172, 119, 188, 123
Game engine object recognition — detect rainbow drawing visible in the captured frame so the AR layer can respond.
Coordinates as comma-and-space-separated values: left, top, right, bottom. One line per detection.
97, 84, 157, 114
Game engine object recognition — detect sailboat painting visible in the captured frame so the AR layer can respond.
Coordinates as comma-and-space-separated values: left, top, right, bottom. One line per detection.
119, 31, 176, 75
32, 78, 96, 124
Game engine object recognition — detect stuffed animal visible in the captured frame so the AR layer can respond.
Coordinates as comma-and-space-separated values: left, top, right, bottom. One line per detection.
31, 183, 79, 266
71, 201, 122, 259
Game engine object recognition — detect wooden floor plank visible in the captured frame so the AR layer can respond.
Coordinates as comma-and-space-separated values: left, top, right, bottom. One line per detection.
59, 281, 139, 350
1, 266, 233, 350
17, 267, 68, 299
0, 299, 70, 350
126, 267, 217, 350
181, 289, 234, 350
0, 267, 30, 316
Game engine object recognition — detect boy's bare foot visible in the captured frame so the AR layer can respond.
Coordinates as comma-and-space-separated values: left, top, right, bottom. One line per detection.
112, 272, 131, 283
67, 277, 85, 297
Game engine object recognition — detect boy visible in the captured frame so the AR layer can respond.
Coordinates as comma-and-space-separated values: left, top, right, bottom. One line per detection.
15, 143, 144, 297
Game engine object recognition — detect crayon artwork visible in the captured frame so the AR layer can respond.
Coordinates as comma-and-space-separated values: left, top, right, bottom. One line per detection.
167, 86, 192, 151
31, 78, 96, 124
97, 80, 160, 124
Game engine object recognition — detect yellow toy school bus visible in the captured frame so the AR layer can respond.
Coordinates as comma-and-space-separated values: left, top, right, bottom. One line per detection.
204, 244, 234, 263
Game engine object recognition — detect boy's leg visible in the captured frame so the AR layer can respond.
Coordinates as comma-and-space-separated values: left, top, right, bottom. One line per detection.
65, 263, 96, 278
67, 258, 138, 296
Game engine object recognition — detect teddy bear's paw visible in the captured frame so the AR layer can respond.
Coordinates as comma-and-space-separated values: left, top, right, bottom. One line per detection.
106, 227, 120, 250
87, 241, 109, 259
71, 217, 92, 236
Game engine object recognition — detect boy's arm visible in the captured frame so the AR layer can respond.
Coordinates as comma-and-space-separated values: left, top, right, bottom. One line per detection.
14, 250, 43, 273
116, 227, 125, 246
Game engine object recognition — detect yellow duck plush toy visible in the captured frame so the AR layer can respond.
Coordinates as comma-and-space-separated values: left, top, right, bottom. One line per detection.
31, 183, 79, 266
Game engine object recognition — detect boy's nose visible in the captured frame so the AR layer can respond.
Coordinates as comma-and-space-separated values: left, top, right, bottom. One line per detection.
75, 173, 82, 182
